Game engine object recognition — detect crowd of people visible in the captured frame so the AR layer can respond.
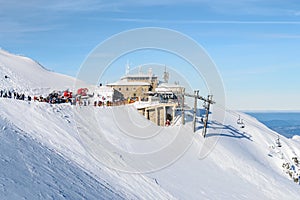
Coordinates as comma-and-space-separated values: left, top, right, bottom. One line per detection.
282, 158, 300, 185
0, 89, 116, 107
0, 88, 80, 106
0, 88, 137, 108
0, 89, 31, 101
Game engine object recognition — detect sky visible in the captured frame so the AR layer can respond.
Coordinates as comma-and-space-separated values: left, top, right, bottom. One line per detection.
0, 0, 300, 110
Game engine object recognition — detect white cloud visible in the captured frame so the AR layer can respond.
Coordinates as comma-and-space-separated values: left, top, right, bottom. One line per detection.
109, 18, 300, 24
260, 33, 300, 39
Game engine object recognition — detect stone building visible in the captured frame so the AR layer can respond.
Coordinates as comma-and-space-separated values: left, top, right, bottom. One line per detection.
106, 67, 158, 100
136, 102, 177, 126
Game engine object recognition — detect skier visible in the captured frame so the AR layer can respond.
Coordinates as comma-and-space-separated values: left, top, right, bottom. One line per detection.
291, 165, 296, 172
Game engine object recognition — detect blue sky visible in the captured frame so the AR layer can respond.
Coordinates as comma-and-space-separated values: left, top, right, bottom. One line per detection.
1, 0, 300, 110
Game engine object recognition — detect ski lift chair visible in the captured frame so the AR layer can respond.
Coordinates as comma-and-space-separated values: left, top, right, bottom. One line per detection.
276, 136, 282, 147
237, 115, 242, 124
240, 119, 245, 128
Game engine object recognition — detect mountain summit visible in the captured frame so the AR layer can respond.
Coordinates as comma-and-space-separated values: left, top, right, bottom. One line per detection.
0, 49, 299, 200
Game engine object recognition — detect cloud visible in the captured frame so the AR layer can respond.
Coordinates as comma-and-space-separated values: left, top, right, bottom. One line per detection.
260, 33, 300, 39
45, 0, 124, 12
109, 17, 300, 25
2, 0, 300, 22
1, 0, 300, 39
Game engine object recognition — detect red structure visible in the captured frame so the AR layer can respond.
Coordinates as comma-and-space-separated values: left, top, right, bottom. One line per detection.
63, 90, 73, 98
77, 88, 88, 96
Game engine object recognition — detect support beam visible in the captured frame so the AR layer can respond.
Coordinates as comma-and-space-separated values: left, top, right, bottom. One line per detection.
172, 105, 175, 124
181, 92, 185, 125
155, 107, 158, 125
193, 90, 199, 132
183, 91, 215, 137
163, 106, 166, 126
202, 95, 213, 138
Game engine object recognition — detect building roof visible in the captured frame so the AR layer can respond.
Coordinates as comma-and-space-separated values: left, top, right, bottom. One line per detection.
120, 74, 158, 80
106, 80, 150, 86
93, 85, 114, 93
155, 82, 185, 93
157, 83, 184, 88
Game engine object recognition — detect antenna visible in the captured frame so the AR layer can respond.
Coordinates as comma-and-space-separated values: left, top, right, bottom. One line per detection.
125, 61, 130, 75
148, 68, 153, 77
163, 65, 169, 83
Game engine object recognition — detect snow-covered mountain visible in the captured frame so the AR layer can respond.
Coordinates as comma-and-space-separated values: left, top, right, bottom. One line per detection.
0, 49, 86, 96
0, 49, 299, 199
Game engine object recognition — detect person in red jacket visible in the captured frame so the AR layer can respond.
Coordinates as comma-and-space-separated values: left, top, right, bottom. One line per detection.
165, 119, 171, 127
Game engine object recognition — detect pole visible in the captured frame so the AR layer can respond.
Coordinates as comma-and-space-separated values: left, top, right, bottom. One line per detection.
181, 92, 185, 125
193, 90, 199, 132
202, 95, 212, 138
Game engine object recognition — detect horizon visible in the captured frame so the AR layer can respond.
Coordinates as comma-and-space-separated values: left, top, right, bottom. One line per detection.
243, 109, 300, 112
1, 1, 300, 110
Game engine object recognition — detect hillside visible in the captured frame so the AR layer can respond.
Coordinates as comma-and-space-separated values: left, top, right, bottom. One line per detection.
0, 116, 125, 200
0, 49, 299, 199
0, 49, 85, 95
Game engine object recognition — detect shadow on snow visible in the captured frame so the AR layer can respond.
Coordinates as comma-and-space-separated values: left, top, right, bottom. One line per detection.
201, 121, 253, 141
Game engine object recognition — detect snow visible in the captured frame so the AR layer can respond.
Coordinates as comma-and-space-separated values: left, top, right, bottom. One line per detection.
0, 49, 87, 96
107, 79, 151, 86
0, 49, 299, 199
0, 118, 124, 200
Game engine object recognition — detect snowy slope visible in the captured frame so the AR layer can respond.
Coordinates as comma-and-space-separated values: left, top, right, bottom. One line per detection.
0, 49, 175, 199
0, 99, 175, 200
150, 108, 300, 199
0, 49, 86, 95
0, 49, 299, 199
0, 118, 124, 200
